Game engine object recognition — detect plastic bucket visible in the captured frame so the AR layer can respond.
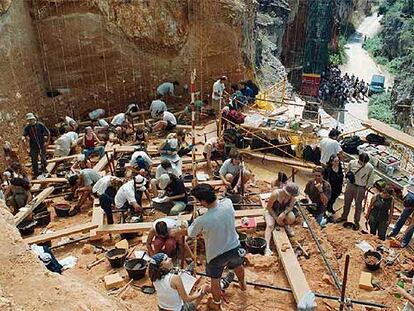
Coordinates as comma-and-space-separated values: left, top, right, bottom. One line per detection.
124, 258, 147, 280
364, 250, 382, 271
34, 210, 51, 226
246, 237, 266, 255
105, 248, 128, 268
17, 219, 37, 236
54, 203, 71, 217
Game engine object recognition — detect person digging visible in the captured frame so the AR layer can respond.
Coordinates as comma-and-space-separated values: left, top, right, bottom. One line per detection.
174, 183, 246, 310
264, 182, 299, 256
67, 168, 102, 216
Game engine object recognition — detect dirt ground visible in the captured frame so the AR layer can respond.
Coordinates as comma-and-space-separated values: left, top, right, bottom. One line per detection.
2, 121, 413, 310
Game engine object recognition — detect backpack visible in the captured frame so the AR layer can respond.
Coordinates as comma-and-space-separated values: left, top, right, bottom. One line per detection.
366, 133, 385, 145
223, 128, 245, 149
341, 136, 363, 154
224, 109, 245, 124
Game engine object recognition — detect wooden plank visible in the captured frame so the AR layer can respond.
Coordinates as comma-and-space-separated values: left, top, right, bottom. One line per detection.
96, 209, 265, 235
14, 187, 54, 226
362, 119, 414, 150
242, 150, 316, 168
47, 154, 81, 163
184, 179, 223, 188
273, 228, 316, 309
24, 223, 99, 244
31, 178, 67, 185
90, 200, 105, 240
241, 123, 316, 137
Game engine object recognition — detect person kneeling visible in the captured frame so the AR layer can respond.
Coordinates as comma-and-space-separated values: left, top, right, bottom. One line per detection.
149, 253, 209, 311
264, 182, 299, 256
147, 218, 193, 259
154, 174, 187, 216
219, 149, 251, 193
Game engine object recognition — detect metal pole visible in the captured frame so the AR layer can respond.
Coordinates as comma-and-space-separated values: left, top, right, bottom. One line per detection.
190, 68, 197, 274
297, 204, 343, 291
339, 255, 350, 311
195, 272, 386, 309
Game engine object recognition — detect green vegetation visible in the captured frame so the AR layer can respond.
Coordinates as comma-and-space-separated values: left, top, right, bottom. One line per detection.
328, 36, 348, 66
368, 92, 399, 127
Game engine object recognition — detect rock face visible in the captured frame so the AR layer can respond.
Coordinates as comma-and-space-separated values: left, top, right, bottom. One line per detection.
0, 202, 129, 311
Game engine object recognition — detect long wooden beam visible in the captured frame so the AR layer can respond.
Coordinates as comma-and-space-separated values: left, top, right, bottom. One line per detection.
24, 223, 99, 244
47, 154, 81, 164
31, 178, 67, 185
242, 150, 316, 169
272, 229, 316, 309
14, 186, 55, 226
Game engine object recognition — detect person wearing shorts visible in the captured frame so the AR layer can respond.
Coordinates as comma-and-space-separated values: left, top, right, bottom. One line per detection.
264, 182, 299, 256
178, 183, 246, 310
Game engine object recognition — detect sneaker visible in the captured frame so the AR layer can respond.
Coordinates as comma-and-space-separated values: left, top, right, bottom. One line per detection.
353, 223, 360, 231
264, 248, 273, 256
220, 271, 235, 290
285, 225, 295, 237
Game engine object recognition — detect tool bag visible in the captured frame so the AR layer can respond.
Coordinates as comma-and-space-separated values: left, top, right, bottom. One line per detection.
341, 136, 363, 154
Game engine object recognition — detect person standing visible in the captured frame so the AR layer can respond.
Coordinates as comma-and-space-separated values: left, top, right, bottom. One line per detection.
388, 190, 414, 247
211, 76, 227, 111
319, 129, 343, 166
304, 166, 331, 226
336, 152, 374, 230
323, 155, 344, 214
176, 183, 246, 310
365, 185, 395, 241
21, 113, 50, 178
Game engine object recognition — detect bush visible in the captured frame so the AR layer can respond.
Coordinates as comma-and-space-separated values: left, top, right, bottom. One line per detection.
387, 57, 404, 74
368, 92, 398, 125
328, 36, 348, 66
363, 35, 383, 57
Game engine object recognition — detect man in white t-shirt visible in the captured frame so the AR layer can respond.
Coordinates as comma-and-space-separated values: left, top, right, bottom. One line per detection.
92, 175, 122, 224
130, 150, 153, 171
156, 81, 181, 98
150, 159, 180, 197
150, 94, 168, 119
114, 175, 150, 216
54, 131, 79, 157
211, 76, 227, 111
151, 110, 177, 133
203, 137, 224, 167
320, 129, 343, 165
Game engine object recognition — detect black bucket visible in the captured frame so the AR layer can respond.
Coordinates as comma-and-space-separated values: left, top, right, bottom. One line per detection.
124, 258, 147, 280
34, 210, 51, 226
33, 202, 48, 215
17, 219, 37, 236
182, 174, 193, 183
105, 248, 128, 268
364, 250, 382, 271
246, 237, 266, 255
54, 203, 71, 217
238, 232, 247, 248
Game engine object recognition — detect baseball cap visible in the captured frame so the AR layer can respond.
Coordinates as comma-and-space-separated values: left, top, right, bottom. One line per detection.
26, 113, 36, 120
158, 174, 170, 190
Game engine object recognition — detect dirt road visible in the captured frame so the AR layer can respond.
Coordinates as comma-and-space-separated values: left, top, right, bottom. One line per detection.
337, 12, 394, 127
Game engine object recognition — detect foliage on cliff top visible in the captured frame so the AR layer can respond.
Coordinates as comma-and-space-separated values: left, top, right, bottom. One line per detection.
368, 92, 399, 128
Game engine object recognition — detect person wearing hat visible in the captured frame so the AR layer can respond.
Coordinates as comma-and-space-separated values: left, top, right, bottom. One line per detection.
304, 166, 332, 227
150, 159, 180, 197
264, 182, 300, 256
158, 133, 182, 177
80, 126, 105, 159
21, 112, 50, 178
174, 183, 246, 310
154, 173, 187, 215
212, 76, 227, 112
114, 174, 150, 217
149, 253, 209, 311
67, 168, 102, 216
92, 175, 123, 224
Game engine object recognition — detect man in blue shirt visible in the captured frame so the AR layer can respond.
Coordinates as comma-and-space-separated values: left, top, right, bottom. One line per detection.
21, 113, 50, 178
